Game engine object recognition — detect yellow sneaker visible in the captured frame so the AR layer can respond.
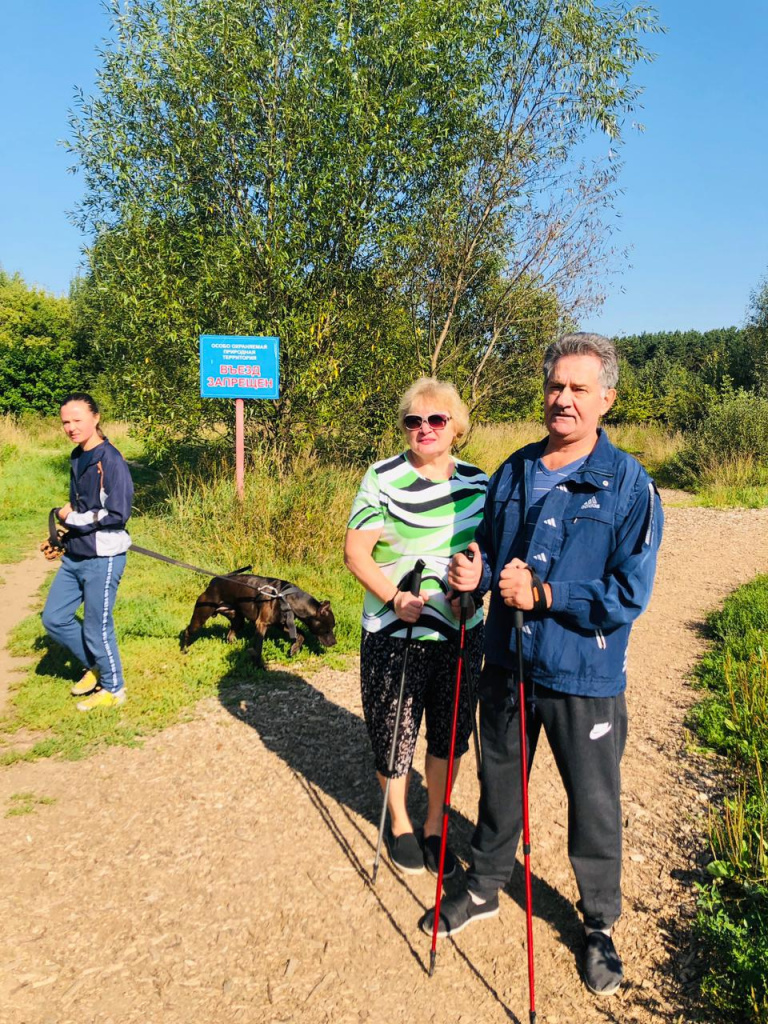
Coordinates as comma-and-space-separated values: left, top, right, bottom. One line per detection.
71, 668, 101, 697
76, 689, 126, 712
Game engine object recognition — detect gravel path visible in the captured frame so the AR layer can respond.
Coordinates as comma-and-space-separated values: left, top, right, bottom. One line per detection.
1, 500, 768, 1024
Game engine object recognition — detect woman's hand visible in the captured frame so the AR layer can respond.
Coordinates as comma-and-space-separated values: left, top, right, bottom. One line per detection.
392, 589, 428, 623
57, 503, 73, 522
448, 542, 482, 591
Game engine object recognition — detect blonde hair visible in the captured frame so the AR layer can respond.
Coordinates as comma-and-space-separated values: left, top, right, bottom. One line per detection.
397, 378, 470, 440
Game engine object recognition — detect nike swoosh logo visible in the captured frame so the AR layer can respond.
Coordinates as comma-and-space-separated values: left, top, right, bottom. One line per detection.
589, 723, 612, 741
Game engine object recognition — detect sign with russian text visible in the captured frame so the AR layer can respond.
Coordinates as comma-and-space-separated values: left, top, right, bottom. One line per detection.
199, 334, 280, 399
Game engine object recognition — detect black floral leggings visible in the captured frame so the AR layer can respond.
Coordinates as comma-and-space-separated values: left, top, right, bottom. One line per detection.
360, 625, 484, 778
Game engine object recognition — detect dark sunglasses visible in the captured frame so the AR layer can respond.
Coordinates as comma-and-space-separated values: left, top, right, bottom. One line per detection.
403, 413, 452, 431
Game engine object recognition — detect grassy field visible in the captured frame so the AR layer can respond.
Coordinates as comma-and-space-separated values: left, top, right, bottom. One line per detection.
688, 577, 768, 1022
0, 415, 765, 766
0, 418, 361, 763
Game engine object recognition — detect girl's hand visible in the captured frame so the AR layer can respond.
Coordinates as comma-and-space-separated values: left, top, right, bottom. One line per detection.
57, 503, 73, 521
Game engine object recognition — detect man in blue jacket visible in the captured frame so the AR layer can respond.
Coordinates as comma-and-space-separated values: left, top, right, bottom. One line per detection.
423, 333, 663, 997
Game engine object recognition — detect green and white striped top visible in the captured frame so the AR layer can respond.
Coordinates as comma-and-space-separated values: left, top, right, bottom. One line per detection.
347, 452, 488, 640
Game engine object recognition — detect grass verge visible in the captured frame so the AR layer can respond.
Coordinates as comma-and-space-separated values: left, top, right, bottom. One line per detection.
688, 576, 768, 1022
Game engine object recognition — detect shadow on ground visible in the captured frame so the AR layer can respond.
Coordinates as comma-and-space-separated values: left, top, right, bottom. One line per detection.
214, 656, 612, 1021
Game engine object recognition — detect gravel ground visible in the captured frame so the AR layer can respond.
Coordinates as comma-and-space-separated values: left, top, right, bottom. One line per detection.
2, 498, 768, 1024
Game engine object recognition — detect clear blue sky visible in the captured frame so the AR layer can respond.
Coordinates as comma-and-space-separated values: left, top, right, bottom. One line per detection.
1, 1, 766, 337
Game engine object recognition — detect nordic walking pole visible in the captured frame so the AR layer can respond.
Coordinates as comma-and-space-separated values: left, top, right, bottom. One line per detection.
429, 574, 473, 976
372, 558, 426, 884
514, 607, 537, 1024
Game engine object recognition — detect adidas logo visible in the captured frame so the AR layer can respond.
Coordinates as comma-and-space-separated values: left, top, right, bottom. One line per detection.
544, 517, 557, 527
580, 496, 601, 510
532, 552, 547, 563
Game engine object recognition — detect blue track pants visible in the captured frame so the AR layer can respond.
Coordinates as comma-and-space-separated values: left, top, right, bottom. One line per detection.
42, 554, 126, 693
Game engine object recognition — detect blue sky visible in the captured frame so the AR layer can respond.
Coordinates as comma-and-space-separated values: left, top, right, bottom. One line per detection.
1, 1, 766, 337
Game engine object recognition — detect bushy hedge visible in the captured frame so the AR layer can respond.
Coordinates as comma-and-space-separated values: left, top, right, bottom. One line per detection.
663, 392, 768, 490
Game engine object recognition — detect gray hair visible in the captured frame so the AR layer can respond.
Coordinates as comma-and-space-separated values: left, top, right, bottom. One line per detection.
543, 333, 619, 391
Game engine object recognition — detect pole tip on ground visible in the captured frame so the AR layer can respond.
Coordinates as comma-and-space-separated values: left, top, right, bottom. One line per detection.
429, 950, 436, 977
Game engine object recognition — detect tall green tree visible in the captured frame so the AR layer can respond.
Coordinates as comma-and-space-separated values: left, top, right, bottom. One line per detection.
0, 270, 94, 415
69, 0, 659, 458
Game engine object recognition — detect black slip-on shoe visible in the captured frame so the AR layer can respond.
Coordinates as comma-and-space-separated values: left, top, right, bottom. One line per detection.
584, 930, 624, 996
422, 833, 457, 880
385, 828, 425, 875
420, 890, 499, 938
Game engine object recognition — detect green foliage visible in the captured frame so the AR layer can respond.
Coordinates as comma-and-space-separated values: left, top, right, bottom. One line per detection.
0, 270, 97, 415
68, 0, 660, 459
689, 576, 768, 1021
663, 392, 768, 493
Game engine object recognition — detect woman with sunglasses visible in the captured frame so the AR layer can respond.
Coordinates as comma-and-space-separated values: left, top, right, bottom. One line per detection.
345, 378, 488, 876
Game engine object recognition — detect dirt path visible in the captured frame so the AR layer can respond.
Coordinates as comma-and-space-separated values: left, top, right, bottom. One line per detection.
0, 551, 55, 714
1, 503, 768, 1024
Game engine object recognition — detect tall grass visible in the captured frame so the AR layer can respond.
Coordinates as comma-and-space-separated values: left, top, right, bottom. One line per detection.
463, 420, 685, 480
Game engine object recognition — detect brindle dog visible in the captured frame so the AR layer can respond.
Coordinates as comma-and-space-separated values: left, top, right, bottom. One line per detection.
181, 573, 336, 666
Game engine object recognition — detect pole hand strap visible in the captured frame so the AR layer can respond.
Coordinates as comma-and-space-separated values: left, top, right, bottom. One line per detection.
528, 568, 548, 613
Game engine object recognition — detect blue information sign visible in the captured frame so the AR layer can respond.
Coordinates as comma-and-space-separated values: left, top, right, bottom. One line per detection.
199, 335, 280, 399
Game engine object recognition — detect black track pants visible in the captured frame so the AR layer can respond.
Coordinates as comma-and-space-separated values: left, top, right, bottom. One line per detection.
466, 663, 628, 930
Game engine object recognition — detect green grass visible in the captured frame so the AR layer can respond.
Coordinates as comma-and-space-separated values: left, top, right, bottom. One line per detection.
688, 576, 768, 1022
5, 791, 57, 817
0, 425, 363, 764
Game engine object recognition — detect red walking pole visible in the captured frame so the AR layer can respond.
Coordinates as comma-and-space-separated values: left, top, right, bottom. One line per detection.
514, 608, 537, 1024
428, 585, 473, 976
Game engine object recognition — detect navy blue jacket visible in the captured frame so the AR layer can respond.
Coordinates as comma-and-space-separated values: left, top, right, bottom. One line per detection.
478, 429, 663, 696
63, 438, 133, 558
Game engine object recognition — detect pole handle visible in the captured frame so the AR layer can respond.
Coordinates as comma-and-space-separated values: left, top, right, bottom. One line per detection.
459, 548, 475, 613
404, 558, 426, 597
513, 608, 524, 630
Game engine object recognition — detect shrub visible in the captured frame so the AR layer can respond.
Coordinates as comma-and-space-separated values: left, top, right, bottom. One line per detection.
664, 393, 768, 490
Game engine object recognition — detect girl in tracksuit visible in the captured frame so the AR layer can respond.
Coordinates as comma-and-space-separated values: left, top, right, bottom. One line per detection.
42, 393, 134, 711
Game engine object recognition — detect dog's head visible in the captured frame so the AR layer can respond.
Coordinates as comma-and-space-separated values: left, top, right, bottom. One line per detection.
302, 599, 337, 647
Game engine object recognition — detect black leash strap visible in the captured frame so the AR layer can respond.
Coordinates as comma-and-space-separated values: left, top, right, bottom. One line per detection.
129, 544, 250, 581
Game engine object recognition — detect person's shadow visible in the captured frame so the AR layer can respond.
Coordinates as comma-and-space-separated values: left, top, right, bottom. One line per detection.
215, 648, 594, 1018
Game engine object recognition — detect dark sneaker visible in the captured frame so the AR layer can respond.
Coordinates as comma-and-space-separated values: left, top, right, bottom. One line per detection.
385, 828, 425, 875
420, 890, 499, 937
584, 931, 624, 996
422, 833, 457, 879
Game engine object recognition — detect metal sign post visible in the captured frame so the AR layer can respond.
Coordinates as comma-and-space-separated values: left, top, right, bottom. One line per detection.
199, 334, 280, 501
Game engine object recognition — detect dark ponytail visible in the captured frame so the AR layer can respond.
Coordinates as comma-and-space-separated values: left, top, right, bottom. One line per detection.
60, 392, 105, 438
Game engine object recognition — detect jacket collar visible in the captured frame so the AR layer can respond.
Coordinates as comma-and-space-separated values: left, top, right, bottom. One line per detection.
518, 428, 618, 484
72, 439, 107, 475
